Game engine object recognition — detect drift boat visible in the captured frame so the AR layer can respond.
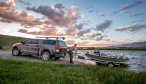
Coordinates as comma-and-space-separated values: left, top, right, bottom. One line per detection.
85, 53, 129, 67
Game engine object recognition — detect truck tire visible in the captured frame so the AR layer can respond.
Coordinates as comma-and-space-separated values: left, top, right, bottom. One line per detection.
41, 51, 50, 61
108, 63, 114, 67
12, 47, 20, 56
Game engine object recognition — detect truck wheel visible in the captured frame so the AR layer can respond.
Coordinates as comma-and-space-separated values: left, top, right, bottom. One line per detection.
12, 47, 20, 56
108, 63, 114, 67
41, 51, 50, 61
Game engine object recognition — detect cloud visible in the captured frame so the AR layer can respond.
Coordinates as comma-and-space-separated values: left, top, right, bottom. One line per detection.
95, 35, 104, 41
0, 10, 43, 28
88, 40, 119, 47
0, 0, 81, 38
114, 1, 144, 13
129, 12, 146, 17
61, 39, 119, 47
0, 0, 15, 11
0, 0, 43, 28
95, 20, 113, 32
96, 11, 105, 17
66, 40, 75, 46
65, 26, 77, 37
80, 32, 104, 41
0, 18, 12, 23
25, 3, 80, 37
19, 26, 64, 36
77, 29, 91, 36
27, 4, 79, 27
75, 23, 84, 30
54, 3, 65, 9
75, 41, 90, 47
18, 0, 30, 7
18, 29, 28, 33
86, 32, 101, 38
115, 23, 146, 32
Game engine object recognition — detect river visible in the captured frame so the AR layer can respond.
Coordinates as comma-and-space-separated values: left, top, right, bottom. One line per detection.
79, 50, 146, 72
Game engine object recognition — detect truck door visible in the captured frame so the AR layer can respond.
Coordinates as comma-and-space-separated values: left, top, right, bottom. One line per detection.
19, 40, 30, 53
27, 39, 40, 55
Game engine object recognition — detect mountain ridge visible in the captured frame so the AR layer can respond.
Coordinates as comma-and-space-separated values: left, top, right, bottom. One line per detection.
109, 41, 146, 48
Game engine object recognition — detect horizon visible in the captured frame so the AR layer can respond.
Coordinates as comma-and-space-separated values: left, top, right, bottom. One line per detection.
0, 0, 146, 47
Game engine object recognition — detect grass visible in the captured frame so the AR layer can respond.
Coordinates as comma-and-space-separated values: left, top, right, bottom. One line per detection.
0, 59, 146, 84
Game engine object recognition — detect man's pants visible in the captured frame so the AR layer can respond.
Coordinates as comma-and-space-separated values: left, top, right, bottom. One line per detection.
68, 50, 73, 63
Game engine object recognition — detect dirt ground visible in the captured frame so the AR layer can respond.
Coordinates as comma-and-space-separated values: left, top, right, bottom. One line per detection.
0, 50, 96, 65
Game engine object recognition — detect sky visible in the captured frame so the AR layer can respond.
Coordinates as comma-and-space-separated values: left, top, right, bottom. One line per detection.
0, 0, 146, 47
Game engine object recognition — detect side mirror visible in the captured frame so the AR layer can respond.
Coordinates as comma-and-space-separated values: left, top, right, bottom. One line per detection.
21, 41, 25, 44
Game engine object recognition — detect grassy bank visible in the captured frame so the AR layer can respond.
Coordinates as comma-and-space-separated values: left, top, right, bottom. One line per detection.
0, 59, 146, 84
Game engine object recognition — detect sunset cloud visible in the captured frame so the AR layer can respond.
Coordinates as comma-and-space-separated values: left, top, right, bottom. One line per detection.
0, 10, 43, 28
87, 41, 118, 47
0, 0, 15, 11
95, 35, 104, 41
77, 29, 91, 36
66, 40, 75, 46
75, 23, 85, 30
86, 32, 101, 38
27, 4, 79, 27
65, 26, 77, 37
0, 0, 43, 28
116, 23, 146, 32
0, 18, 12, 23
19, 26, 64, 36
18, 29, 28, 33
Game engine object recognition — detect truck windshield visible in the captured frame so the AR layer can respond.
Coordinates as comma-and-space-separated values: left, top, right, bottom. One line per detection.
59, 41, 67, 47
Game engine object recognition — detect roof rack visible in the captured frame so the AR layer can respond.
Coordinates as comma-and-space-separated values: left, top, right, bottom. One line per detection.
35, 36, 65, 40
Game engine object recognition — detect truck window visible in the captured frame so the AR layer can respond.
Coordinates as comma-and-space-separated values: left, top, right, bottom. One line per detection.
43, 40, 56, 45
59, 41, 67, 47
25, 39, 39, 44
31, 39, 39, 44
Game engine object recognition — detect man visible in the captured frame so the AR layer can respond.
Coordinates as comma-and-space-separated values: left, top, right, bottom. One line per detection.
68, 44, 77, 63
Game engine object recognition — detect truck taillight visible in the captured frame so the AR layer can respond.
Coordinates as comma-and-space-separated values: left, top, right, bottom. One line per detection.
55, 45, 61, 52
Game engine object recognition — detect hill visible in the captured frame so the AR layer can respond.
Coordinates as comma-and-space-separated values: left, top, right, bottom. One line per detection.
118, 41, 146, 47
0, 34, 25, 49
109, 41, 146, 48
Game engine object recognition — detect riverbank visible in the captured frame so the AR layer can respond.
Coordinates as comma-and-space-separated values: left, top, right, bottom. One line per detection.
0, 59, 146, 84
